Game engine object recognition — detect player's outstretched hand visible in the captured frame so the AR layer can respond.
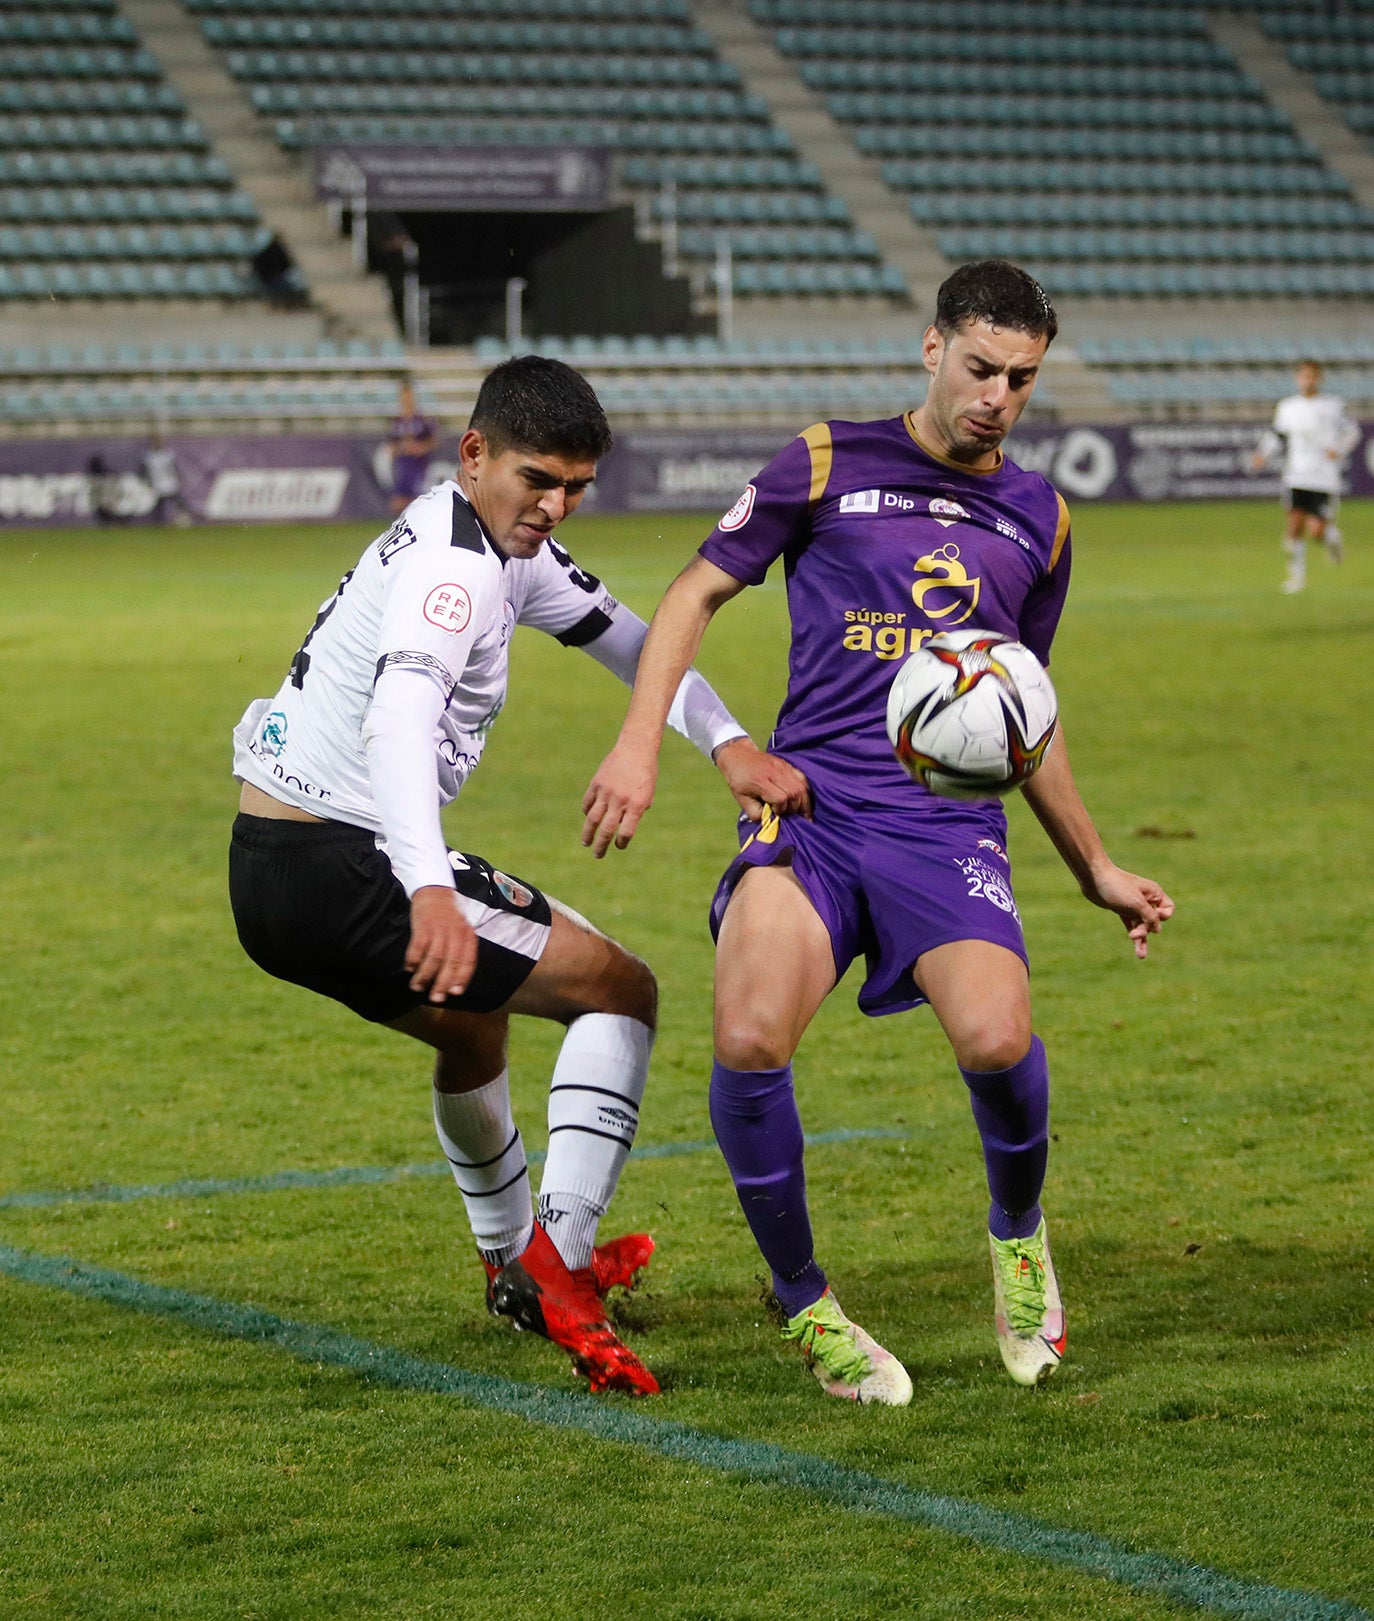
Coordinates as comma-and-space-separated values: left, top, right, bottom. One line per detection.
1082, 863, 1175, 960
406, 885, 479, 1003
582, 742, 658, 858
713, 737, 812, 823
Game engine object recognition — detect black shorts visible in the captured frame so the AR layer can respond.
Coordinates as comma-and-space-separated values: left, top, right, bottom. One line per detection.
1286, 487, 1334, 519
229, 814, 552, 1023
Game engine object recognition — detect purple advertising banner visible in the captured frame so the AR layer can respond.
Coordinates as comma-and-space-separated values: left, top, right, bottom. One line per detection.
313, 146, 612, 212
0, 434, 411, 527
608, 420, 1374, 510
2, 421, 1373, 528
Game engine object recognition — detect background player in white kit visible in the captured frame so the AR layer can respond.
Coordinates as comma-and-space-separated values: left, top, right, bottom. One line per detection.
1251, 359, 1360, 594
229, 356, 797, 1395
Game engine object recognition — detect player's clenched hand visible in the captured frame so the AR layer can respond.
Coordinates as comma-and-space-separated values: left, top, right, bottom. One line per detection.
581, 743, 658, 858
712, 737, 812, 823
1081, 864, 1176, 960
406, 885, 479, 1002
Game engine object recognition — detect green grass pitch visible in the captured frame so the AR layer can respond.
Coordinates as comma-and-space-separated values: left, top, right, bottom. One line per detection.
0, 502, 1370, 1619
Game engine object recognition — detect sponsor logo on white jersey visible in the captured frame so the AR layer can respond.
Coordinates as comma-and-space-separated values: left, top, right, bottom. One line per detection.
423, 582, 472, 633
718, 483, 756, 531
260, 711, 288, 758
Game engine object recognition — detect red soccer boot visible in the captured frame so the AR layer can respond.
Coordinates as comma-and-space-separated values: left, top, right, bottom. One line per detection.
481, 1231, 655, 1299
484, 1223, 659, 1396
590, 1231, 655, 1297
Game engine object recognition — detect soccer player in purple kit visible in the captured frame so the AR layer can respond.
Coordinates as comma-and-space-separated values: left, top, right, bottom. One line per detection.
582, 261, 1175, 1404
388, 379, 440, 515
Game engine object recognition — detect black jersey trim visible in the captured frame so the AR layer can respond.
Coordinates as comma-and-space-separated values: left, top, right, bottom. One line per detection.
555, 606, 614, 647
451, 491, 494, 559
374, 650, 456, 693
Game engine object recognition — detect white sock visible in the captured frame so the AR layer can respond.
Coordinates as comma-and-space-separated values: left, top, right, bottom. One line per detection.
1283, 536, 1306, 587
1325, 524, 1343, 560
433, 1072, 533, 1268
538, 1014, 654, 1271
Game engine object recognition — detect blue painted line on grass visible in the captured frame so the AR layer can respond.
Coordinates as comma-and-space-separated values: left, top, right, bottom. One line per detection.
0, 1239, 1363, 1621
0, 1127, 905, 1213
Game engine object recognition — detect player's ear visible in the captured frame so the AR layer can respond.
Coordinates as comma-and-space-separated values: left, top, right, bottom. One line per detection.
922, 325, 943, 375
458, 429, 486, 478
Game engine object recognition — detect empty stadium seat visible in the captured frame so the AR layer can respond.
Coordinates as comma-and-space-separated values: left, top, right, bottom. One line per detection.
193, 0, 903, 298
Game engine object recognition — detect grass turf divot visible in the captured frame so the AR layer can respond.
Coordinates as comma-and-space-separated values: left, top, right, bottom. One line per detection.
0, 1239, 1365, 1621
0, 1127, 906, 1212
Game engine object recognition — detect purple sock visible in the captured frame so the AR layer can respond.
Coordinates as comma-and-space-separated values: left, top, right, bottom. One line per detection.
961, 1035, 1050, 1242
709, 1060, 827, 1317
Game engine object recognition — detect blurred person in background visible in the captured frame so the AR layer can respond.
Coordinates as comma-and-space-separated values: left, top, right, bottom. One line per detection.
249, 231, 309, 310
389, 379, 440, 514
1251, 359, 1359, 594
143, 430, 192, 526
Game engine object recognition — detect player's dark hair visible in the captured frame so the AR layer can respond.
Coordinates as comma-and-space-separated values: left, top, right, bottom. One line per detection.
935, 260, 1058, 344
1297, 357, 1322, 372
469, 355, 613, 460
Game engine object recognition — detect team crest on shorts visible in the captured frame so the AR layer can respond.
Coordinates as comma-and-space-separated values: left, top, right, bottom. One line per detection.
955, 855, 1019, 919
977, 838, 1008, 862
493, 871, 534, 908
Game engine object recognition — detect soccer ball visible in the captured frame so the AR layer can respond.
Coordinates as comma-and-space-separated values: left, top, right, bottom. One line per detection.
886, 629, 1058, 800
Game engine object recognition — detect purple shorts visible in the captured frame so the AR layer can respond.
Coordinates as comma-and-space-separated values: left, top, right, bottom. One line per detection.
709, 795, 1028, 1017
392, 455, 430, 499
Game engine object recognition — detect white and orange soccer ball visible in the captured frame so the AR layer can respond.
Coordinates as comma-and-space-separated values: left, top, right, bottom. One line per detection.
885, 629, 1059, 800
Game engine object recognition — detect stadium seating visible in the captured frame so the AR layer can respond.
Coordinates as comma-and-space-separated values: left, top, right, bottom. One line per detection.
751, 0, 1371, 300
1250, 0, 1374, 145
184, 0, 901, 300
0, 330, 1022, 430
0, 336, 408, 427
0, 2, 273, 302
466, 331, 1034, 420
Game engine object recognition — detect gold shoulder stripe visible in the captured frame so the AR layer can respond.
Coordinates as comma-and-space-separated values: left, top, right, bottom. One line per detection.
799, 421, 833, 505
1050, 493, 1071, 569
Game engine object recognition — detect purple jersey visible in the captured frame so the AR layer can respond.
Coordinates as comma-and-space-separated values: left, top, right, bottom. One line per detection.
389, 412, 438, 494
700, 414, 1071, 815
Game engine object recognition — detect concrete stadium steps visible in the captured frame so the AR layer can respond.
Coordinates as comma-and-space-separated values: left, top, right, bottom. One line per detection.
179, 0, 910, 315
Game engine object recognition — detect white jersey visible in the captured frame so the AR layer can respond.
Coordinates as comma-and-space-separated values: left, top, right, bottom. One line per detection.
1257, 393, 1360, 495
233, 481, 745, 895
143, 447, 180, 497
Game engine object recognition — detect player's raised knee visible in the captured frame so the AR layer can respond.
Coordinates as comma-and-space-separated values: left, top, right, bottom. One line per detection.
955, 1020, 1033, 1075
606, 943, 657, 1029
713, 1010, 793, 1073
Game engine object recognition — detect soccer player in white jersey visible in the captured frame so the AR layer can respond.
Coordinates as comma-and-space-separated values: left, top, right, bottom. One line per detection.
229, 356, 798, 1395
1251, 359, 1360, 594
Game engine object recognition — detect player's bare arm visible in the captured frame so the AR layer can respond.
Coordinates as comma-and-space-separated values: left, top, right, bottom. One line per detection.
1020, 722, 1174, 959
582, 555, 806, 856
405, 885, 479, 1003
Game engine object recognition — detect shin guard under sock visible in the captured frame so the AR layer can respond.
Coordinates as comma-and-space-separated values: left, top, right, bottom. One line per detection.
961, 1035, 1050, 1242
709, 1060, 827, 1317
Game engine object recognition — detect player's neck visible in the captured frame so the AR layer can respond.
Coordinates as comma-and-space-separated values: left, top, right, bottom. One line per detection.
905, 407, 1003, 474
